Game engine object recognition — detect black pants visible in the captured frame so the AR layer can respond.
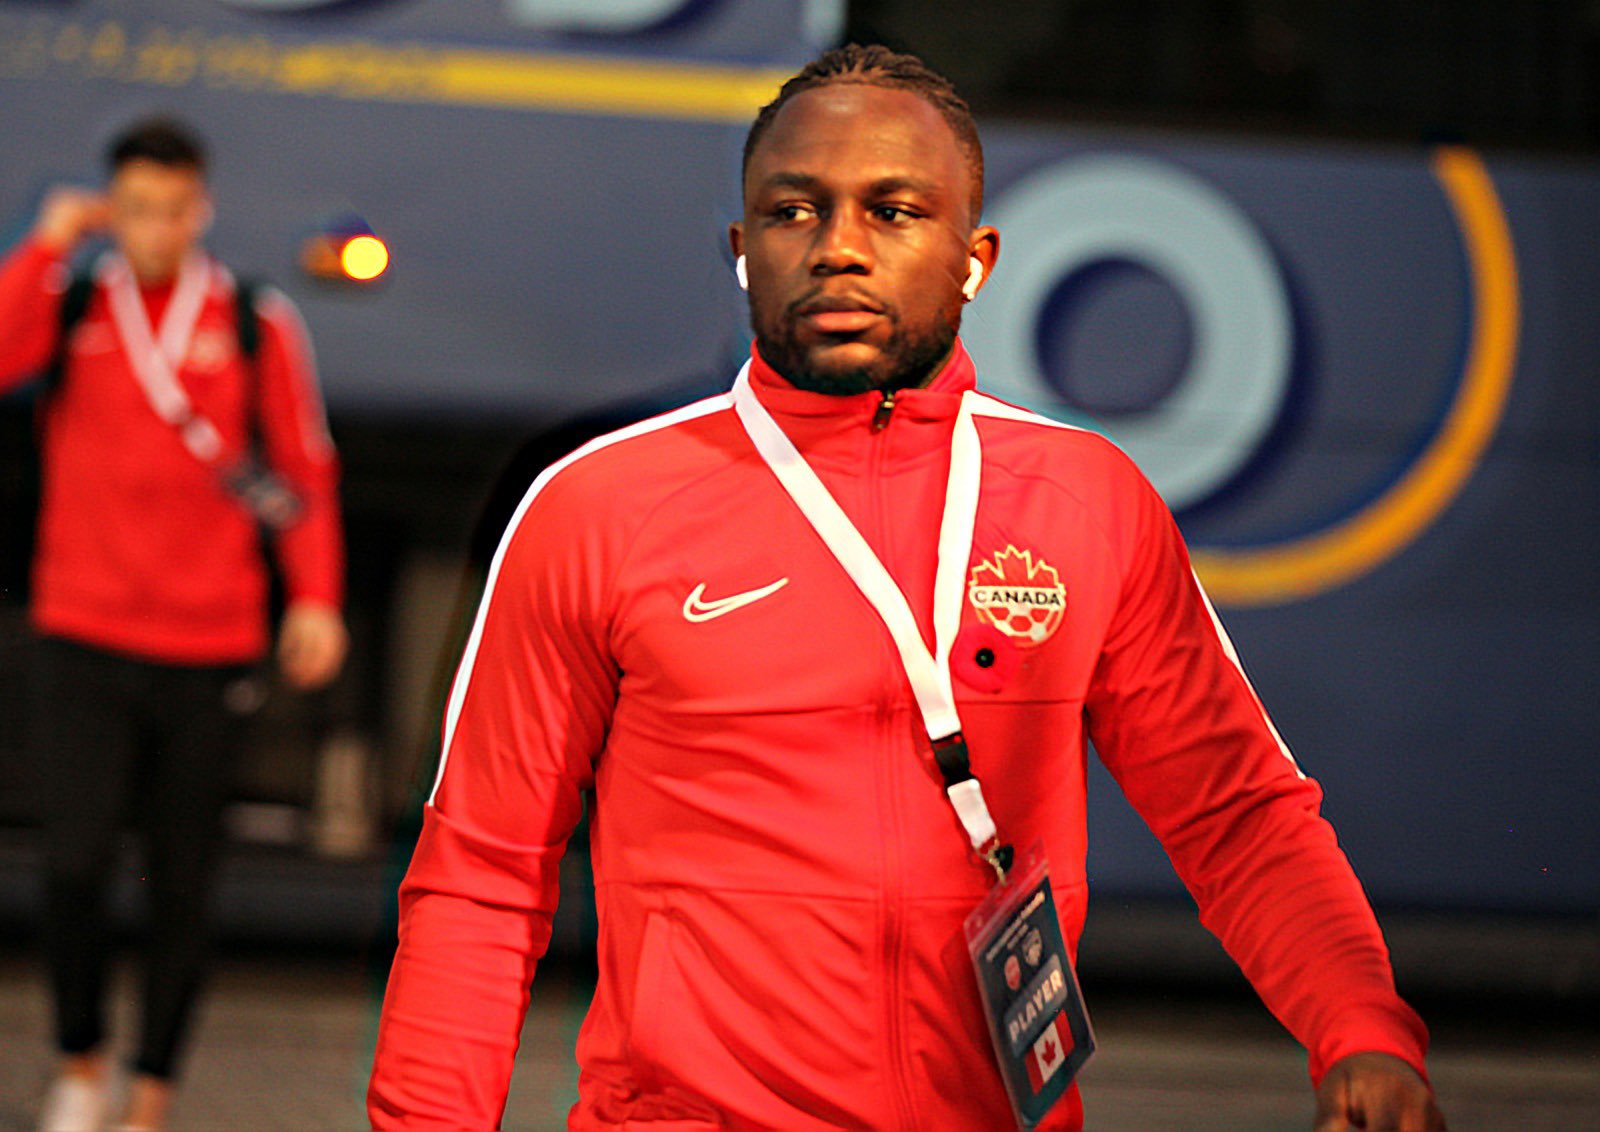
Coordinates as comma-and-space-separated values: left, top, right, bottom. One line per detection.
30, 636, 252, 1080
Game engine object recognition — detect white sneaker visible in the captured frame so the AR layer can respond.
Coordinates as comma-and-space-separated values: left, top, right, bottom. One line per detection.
36, 1074, 109, 1132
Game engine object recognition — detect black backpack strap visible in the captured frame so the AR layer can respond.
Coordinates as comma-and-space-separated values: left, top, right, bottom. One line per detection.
44, 272, 97, 395
225, 277, 303, 543
232, 276, 265, 443
234, 275, 262, 362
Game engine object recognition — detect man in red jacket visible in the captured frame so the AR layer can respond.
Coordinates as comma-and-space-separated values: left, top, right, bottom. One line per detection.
369, 46, 1444, 1131
0, 117, 346, 1131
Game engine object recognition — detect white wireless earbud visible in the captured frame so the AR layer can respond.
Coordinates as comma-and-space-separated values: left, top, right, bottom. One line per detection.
735, 254, 748, 292
961, 256, 984, 301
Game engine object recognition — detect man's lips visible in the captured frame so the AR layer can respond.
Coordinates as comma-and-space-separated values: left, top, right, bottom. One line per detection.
804, 310, 881, 334
794, 294, 886, 336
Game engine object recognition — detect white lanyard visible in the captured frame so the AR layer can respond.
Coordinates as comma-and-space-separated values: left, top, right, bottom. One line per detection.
103, 251, 224, 462
730, 364, 1005, 864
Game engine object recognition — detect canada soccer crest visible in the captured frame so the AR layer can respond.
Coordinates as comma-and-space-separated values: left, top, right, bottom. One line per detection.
968, 546, 1066, 646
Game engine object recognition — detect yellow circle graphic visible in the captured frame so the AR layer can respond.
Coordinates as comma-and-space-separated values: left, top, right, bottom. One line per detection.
1190, 147, 1520, 606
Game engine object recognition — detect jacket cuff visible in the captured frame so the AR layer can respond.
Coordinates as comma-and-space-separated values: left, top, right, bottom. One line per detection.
1307, 999, 1431, 1087
285, 593, 341, 613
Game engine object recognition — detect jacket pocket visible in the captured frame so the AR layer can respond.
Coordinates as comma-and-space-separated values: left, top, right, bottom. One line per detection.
628, 908, 677, 1092
616, 909, 730, 1125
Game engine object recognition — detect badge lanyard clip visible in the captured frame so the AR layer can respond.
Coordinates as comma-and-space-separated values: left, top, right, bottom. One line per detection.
932, 733, 1014, 884
732, 366, 1012, 883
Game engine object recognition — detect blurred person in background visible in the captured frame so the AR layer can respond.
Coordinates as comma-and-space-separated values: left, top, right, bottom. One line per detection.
0, 116, 346, 1132
369, 46, 1443, 1132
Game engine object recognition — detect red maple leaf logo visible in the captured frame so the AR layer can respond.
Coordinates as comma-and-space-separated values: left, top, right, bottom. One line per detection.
968, 545, 1066, 646
1040, 1035, 1060, 1067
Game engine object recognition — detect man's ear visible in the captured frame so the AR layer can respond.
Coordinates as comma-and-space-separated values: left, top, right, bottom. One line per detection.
968, 225, 999, 291
729, 224, 749, 290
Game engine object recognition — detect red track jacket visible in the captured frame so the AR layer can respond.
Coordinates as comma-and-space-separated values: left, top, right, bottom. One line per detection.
370, 342, 1427, 1130
0, 236, 342, 664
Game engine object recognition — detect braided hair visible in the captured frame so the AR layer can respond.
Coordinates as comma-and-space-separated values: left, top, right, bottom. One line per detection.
742, 44, 985, 219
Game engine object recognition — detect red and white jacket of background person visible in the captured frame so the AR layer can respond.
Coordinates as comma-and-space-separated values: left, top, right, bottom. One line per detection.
369, 340, 1429, 1131
0, 234, 343, 665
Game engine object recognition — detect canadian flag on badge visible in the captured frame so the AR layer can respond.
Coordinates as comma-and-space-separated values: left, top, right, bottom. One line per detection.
1024, 1012, 1070, 1092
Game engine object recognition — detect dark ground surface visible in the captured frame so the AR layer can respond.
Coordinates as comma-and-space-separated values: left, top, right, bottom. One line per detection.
0, 833, 1595, 1131
0, 947, 1596, 1131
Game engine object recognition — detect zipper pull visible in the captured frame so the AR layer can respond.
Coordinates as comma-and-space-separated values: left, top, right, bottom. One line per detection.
872, 389, 897, 431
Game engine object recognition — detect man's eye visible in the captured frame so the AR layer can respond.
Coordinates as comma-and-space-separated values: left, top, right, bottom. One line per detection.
773, 203, 815, 222
873, 205, 915, 223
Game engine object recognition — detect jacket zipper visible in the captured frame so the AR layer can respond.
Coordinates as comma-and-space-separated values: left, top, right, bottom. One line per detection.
879, 695, 917, 1130
869, 397, 918, 1129
872, 389, 897, 431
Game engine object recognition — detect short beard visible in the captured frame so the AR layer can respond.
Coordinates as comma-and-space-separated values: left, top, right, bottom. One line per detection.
754, 309, 959, 396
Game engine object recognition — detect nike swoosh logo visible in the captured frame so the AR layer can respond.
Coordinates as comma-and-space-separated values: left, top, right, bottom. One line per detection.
682, 578, 790, 622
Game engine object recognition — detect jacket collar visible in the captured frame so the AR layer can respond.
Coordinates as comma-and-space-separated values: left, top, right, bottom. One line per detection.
738, 340, 976, 475
746, 339, 977, 425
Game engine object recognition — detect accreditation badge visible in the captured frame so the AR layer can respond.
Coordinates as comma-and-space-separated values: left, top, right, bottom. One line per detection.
963, 844, 1094, 1128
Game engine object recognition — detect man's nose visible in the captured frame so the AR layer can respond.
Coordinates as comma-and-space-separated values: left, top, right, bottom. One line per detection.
811, 209, 872, 276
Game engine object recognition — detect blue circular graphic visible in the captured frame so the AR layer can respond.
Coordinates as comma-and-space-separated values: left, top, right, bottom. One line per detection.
966, 154, 1294, 511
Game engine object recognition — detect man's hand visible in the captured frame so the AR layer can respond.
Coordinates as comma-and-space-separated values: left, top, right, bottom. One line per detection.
278, 601, 348, 691
1314, 1051, 1446, 1131
34, 187, 110, 254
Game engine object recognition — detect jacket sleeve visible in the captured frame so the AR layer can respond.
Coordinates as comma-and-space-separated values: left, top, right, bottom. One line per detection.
368, 466, 619, 1129
1083, 453, 1429, 1086
252, 287, 344, 609
0, 236, 67, 394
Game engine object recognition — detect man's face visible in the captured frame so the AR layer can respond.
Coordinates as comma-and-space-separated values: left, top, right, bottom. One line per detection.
733, 84, 996, 394
108, 159, 209, 284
